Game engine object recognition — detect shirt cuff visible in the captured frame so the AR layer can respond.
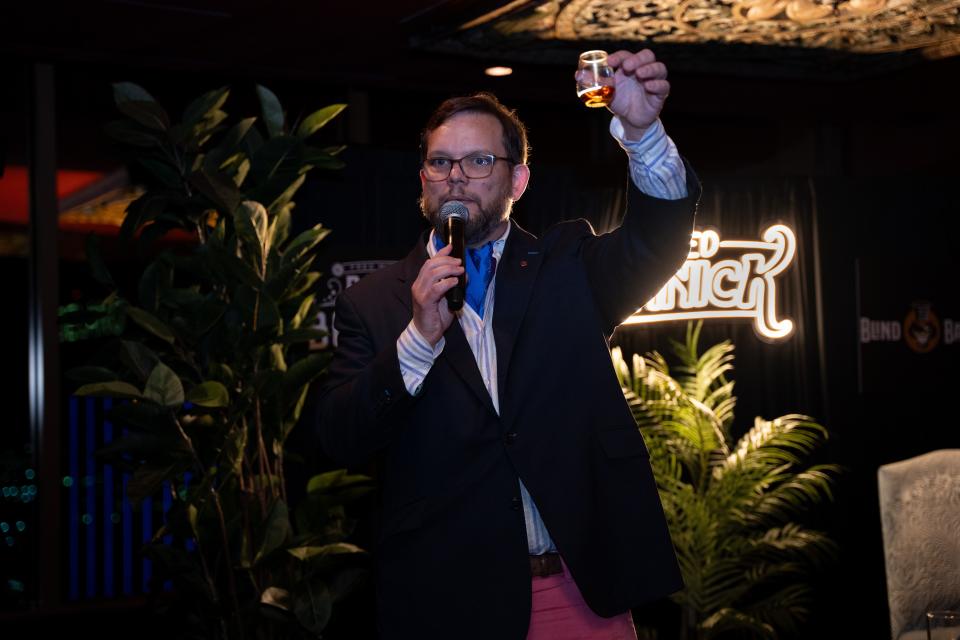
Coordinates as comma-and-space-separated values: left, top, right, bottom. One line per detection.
610, 116, 688, 201
397, 321, 445, 396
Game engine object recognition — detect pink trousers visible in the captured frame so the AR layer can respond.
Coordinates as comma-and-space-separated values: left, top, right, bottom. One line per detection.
526, 559, 638, 640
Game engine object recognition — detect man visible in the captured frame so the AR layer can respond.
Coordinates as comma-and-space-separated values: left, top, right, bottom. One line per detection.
318, 49, 699, 639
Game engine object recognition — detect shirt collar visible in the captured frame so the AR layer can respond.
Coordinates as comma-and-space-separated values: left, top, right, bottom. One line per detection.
426, 221, 511, 260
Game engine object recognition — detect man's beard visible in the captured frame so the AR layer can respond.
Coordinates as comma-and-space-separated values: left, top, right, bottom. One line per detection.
420, 185, 513, 246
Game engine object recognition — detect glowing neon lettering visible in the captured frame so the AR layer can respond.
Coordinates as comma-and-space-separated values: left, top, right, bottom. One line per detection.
624, 224, 797, 339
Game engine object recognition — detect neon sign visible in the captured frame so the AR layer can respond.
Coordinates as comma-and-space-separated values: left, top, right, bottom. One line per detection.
624, 224, 797, 339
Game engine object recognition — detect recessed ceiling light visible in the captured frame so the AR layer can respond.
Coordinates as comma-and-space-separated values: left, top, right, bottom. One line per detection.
484, 66, 513, 77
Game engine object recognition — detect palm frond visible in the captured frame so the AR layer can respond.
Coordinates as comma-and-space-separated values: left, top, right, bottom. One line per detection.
725, 415, 829, 471
742, 582, 814, 638
615, 322, 838, 640
701, 607, 776, 640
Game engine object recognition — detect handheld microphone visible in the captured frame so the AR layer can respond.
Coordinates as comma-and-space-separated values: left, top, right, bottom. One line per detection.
439, 200, 468, 312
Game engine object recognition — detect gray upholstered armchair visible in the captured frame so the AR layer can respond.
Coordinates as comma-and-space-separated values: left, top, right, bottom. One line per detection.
878, 449, 960, 640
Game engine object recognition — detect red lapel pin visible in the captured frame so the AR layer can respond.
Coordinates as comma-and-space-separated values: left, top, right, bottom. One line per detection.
520, 260, 528, 268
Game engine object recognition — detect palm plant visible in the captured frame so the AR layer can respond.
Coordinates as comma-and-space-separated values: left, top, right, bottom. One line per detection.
612, 322, 839, 640
59, 83, 371, 639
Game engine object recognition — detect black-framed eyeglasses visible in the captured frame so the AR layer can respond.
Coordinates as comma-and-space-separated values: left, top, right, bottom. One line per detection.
421, 153, 514, 181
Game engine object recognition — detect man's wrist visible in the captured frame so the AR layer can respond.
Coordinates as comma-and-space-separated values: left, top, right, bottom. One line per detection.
412, 318, 440, 348
397, 320, 445, 397
620, 122, 650, 142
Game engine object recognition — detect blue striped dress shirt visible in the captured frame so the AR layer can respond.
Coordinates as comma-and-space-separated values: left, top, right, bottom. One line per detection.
396, 117, 688, 554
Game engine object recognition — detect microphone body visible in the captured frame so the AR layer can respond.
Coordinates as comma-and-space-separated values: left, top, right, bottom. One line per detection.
439, 201, 468, 312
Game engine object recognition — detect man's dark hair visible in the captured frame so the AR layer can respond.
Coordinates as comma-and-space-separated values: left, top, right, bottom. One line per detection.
419, 92, 530, 165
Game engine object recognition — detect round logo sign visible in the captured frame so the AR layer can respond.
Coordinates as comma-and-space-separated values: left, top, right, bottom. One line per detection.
903, 302, 941, 354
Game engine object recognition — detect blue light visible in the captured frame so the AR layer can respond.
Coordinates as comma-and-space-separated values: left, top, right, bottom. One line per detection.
15, 521, 25, 532
0, 523, 8, 533
69, 396, 79, 601
25, 469, 35, 480
82, 514, 92, 525
9, 487, 18, 498
5, 537, 13, 547
7, 579, 24, 592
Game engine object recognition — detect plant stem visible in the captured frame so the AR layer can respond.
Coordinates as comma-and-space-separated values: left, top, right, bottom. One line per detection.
242, 415, 268, 519
211, 487, 244, 640
254, 398, 278, 500
172, 414, 240, 639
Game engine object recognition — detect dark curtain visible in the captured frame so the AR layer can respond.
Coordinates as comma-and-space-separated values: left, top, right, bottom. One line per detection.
599, 174, 825, 430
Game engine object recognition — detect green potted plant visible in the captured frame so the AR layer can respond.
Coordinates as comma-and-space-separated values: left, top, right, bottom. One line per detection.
613, 322, 839, 639
59, 83, 371, 638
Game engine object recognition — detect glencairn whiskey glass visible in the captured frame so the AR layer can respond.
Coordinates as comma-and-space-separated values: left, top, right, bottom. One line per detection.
576, 50, 615, 108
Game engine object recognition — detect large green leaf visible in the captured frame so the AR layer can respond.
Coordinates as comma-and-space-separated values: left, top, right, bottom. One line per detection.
275, 328, 327, 345
281, 271, 321, 303
223, 424, 247, 477
202, 244, 263, 288
295, 104, 346, 139
248, 136, 304, 189
233, 285, 281, 334
289, 294, 315, 330
188, 168, 242, 215
233, 200, 270, 268
260, 586, 291, 611
202, 116, 256, 173
302, 147, 345, 170
306, 469, 375, 499
137, 158, 181, 189
119, 339, 160, 383
112, 82, 156, 105
181, 86, 229, 129
282, 225, 330, 264
117, 100, 170, 131
270, 202, 293, 248
185, 381, 229, 408
282, 353, 330, 400
74, 381, 143, 400
144, 362, 185, 407
256, 85, 285, 138
287, 542, 364, 562
267, 174, 305, 214
119, 192, 166, 239
293, 580, 332, 635
127, 306, 175, 344
254, 499, 292, 566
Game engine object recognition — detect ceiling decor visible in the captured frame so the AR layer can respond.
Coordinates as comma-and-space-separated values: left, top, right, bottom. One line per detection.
548, 0, 960, 53
410, 0, 960, 76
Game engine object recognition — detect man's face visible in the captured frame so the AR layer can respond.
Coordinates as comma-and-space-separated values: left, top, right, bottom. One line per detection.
419, 111, 528, 246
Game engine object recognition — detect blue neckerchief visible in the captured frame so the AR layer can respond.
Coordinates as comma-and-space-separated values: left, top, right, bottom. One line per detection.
433, 233, 496, 317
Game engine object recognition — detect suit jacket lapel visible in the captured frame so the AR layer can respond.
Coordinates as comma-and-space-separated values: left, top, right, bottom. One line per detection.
493, 221, 543, 409
396, 234, 497, 416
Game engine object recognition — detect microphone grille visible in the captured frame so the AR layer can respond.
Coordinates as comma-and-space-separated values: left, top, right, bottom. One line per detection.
439, 200, 469, 222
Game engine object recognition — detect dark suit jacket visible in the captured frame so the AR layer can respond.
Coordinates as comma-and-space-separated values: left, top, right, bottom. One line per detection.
318, 168, 700, 639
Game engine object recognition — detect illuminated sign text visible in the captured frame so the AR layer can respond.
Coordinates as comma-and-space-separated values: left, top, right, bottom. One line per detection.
624, 224, 797, 339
